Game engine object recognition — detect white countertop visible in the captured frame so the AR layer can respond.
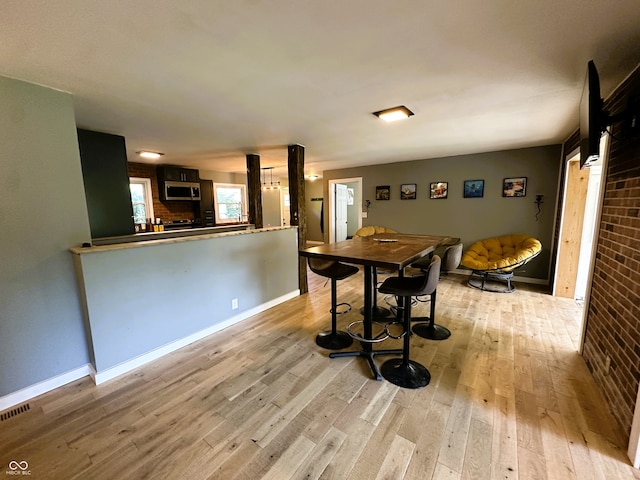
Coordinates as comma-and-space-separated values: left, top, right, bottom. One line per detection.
69, 225, 296, 254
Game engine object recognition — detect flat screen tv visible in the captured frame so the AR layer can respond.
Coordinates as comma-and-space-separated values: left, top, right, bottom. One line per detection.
580, 60, 604, 169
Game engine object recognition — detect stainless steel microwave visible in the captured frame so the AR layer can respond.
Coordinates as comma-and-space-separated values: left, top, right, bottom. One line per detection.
161, 181, 201, 201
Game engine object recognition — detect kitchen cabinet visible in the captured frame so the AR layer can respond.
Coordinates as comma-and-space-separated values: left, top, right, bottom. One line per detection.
157, 165, 199, 183
77, 129, 135, 238
195, 179, 215, 227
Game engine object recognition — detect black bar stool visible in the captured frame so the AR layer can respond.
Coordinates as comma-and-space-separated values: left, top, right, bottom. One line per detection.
411, 255, 450, 340
308, 258, 359, 350
376, 255, 442, 388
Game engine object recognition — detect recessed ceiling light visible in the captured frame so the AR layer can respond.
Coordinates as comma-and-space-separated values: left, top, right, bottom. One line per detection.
373, 105, 414, 122
136, 150, 164, 159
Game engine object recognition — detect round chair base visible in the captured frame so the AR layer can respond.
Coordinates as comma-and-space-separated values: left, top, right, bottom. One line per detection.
380, 358, 431, 389
360, 305, 391, 320
412, 322, 451, 340
467, 271, 515, 293
315, 330, 353, 350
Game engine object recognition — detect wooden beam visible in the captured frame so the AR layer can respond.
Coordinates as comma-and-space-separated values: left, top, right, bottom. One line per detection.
288, 144, 308, 294
246, 154, 263, 229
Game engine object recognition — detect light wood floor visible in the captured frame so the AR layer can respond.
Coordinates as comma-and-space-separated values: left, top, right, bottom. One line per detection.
2, 268, 639, 479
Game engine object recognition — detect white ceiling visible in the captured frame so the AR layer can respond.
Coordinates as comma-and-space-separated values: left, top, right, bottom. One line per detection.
2, 1, 640, 178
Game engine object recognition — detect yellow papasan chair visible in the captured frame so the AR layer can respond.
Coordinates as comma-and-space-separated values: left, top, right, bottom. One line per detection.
460, 234, 542, 293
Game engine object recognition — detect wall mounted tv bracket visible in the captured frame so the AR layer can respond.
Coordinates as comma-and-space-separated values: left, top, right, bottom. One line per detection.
602, 94, 640, 139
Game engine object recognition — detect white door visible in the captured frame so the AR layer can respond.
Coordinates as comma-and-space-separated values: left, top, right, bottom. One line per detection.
280, 187, 290, 226
328, 177, 362, 243
335, 183, 348, 242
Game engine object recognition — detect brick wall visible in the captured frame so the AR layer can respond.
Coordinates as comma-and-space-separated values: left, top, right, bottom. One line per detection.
579, 64, 640, 435
127, 162, 196, 222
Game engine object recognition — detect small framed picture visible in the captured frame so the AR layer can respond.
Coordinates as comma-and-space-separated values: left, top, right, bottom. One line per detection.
430, 182, 448, 199
503, 177, 527, 197
464, 179, 484, 198
400, 184, 417, 200
376, 185, 390, 200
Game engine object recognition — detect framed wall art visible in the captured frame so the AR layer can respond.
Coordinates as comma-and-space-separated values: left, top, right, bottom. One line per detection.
463, 179, 484, 198
503, 177, 527, 197
430, 181, 448, 199
400, 183, 417, 200
375, 185, 390, 200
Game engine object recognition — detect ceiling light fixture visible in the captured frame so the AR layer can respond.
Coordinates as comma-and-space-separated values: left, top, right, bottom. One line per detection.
373, 105, 414, 122
307, 175, 319, 181
136, 150, 164, 159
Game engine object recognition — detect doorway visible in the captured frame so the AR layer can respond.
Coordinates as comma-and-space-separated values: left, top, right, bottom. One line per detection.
553, 134, 608, 349
281, 187, 290, 226
261, 186, 290, 227
328, 177, 362, 243
554, 153, 591, 299
335, 183, 348, 241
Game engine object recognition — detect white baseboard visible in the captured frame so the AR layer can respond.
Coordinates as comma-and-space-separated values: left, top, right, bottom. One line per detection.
0, 290, 300, 409
0, 364, 92, 411
92, 289, 300, 385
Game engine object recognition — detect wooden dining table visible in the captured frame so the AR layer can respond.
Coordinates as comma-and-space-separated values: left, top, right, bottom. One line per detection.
299, 233, 451, 380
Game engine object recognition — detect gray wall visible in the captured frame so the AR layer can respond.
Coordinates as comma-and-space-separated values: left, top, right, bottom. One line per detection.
305, 179, 324, 242
76, 228, 299, 372
262, 189, 282, 227
0, 77, 92, 396
323, 145, 562, 280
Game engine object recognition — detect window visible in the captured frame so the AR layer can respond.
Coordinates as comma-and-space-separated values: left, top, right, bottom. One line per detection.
213, 183, 247, 224
129, 177, 154, 224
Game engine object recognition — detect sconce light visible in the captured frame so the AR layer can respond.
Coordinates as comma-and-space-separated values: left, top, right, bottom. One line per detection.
364, 199, 371, 213
534, 194, 544, 221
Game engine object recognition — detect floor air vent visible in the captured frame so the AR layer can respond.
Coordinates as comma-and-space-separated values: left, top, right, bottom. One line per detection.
1, 403, 30, 421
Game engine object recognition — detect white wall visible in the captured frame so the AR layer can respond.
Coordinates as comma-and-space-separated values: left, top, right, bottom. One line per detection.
0, 76, 93, 396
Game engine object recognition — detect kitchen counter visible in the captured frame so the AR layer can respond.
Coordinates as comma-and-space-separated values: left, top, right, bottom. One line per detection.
83, 224, 255, 248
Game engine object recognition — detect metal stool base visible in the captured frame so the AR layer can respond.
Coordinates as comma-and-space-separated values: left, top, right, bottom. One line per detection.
411, 321, 451, 340
359, 305, 391, 320
330, 348, 403, 380
316, 330, 353, 350
380, 358, 431, 389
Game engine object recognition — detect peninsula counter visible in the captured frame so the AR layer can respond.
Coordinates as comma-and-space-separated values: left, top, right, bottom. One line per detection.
71, 226, 300, 383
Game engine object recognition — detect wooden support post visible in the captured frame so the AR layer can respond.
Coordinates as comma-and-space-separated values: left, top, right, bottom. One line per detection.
246, 154, 263, 229
288, 144, 308, 294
